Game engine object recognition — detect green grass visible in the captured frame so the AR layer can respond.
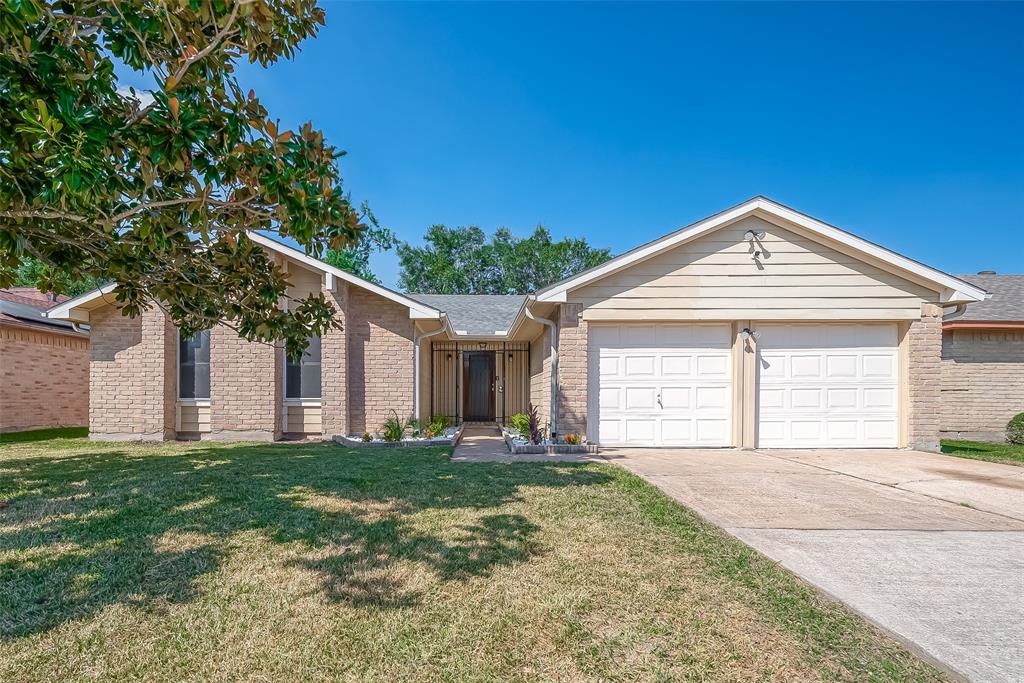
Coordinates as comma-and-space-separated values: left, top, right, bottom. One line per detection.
0, 437, 945, 682
0, 426, 88, 443
941, 439, 1024, 465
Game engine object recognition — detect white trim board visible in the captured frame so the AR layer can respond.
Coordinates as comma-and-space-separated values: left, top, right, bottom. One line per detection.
534, 197, 988, 305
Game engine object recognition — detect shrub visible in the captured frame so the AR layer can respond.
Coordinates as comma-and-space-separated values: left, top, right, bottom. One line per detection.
429, 414, 451, 434
381, 410, 405, 442
509, 412, 530, 435
527, 403, 542, 445
564, 433, 582, 445
1008, 413, 1024, 445
406, 417, 422, 438
361, 432, 372, 442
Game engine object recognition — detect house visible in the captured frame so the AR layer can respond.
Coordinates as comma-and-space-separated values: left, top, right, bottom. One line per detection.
47, 197, 987, 450
941, 273, 1024, 442
0, 288, 89, 433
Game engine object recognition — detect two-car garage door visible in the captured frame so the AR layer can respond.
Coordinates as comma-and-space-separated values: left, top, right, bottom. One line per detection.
589, 323, 899, 448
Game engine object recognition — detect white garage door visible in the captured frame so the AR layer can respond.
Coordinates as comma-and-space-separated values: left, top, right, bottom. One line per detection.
589, 324, 732, 447
757, 324, 899, 448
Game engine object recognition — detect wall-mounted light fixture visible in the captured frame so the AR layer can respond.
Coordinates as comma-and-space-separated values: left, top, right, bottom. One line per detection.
740, 327, 761, 341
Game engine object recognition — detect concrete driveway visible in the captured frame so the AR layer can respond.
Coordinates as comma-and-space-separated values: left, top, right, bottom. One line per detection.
603, 448, 1024, 683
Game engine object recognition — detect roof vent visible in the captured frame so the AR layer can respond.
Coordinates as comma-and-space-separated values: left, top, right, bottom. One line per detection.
977, 270, 997, 275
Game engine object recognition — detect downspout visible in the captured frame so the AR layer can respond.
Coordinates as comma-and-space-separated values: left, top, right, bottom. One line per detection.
414, 318, 448, 421
524, 297, 558, 438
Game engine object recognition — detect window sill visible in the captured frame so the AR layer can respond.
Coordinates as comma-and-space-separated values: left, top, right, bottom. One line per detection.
284, 399, 322, 407
177, 399, 211, 406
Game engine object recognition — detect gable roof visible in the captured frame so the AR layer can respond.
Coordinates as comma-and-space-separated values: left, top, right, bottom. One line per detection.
534, 196, 987, 305
410, 294, 525, 335
950, 274, 1024, 322
47, 234, 443, 323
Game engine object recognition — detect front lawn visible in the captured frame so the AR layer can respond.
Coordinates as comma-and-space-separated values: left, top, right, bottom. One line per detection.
0, 438, 943, 682
941, 439, 1024, 465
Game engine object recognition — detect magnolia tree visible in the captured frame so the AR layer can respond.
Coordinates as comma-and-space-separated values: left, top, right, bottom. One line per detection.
0, 0, 368, 357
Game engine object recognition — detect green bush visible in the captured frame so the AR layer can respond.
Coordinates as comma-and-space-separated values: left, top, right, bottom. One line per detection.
1008, 413, 1024, 445
428, 414, 451, 434
381, 411, 405, 442
509, 413, 530, 435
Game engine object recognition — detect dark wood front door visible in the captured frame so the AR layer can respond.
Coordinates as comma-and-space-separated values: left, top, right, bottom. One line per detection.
463, 352, 495, 421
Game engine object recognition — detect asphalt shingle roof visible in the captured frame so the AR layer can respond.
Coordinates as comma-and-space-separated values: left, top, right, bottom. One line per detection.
956, 274, 1024, 322
0, 289, 82, 334
410, 294, 525, 335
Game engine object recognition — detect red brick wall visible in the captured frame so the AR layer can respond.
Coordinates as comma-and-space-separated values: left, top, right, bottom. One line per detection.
346, 289, 414, 435
0, 325, 89, 433
88, 304, 175, 440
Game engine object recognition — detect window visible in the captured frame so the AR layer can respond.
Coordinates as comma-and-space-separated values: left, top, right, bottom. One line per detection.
178, 330, 211, 399
286, 335, 321, 399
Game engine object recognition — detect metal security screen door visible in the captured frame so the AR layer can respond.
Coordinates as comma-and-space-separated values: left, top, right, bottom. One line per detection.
463, 352, 496, 421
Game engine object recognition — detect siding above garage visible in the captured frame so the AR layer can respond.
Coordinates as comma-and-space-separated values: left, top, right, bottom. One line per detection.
570, 216, 939, 321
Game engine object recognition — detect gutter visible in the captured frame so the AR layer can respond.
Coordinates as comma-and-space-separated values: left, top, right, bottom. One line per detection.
413, 317, 448, 421
524, 297, 558, 438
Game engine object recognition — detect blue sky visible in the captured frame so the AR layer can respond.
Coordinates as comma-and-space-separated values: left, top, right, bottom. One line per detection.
233, 1, 1022, 289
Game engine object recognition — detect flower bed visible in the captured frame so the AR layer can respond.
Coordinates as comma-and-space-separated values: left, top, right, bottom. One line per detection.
501, 427, 598, 455
335, 424, 463, 449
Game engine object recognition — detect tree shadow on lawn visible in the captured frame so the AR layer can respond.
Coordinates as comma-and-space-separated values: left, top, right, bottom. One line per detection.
0, 442, 609, 638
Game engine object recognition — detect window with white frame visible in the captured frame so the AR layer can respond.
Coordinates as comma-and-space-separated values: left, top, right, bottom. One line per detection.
178, 330, 211, 399
286, 335, 321, 399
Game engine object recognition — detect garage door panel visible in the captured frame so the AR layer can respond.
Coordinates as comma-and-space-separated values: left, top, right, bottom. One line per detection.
757, 324, 899, 448
591, 324, 732, 447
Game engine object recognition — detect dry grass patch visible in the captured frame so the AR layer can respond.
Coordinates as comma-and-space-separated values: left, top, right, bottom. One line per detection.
0, 437, 945, 682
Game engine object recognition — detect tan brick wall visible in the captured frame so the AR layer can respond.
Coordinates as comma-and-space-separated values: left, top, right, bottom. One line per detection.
347, 289, 414, 435
529, 327, 551, 429
907, 303, 943, 451
209, 324, 281, 440
321, 282, 348, 438
88, 304, 175, 440
0, 325, 89, 432
941, 329, 1024, 441
556, 303, 587, 438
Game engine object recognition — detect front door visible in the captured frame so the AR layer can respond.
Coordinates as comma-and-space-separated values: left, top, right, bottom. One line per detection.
463, 352, 495, 421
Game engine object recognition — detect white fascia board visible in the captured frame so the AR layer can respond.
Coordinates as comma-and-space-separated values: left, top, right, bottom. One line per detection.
45, 283, 117, 321
535, 197, 987, 304
246, 232, 442, 319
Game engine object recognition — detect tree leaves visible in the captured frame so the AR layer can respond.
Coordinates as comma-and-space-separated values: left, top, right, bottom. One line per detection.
0, 0, 368, 355
397, 225, 613, 295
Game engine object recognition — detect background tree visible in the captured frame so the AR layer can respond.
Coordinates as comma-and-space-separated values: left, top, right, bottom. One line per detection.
397, 224, 612, 294
1, 0, 368, 357
12, 256, 102, 297
322, 225, 396, 284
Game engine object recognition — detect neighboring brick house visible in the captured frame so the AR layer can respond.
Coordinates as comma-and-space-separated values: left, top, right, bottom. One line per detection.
48, 197, 987, 451
941, 274, 1024, 442
0, 288, 89, 433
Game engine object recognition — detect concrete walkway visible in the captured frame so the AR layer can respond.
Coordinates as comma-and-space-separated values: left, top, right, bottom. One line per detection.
451, 424, 601, 463
603, 448, 1024, 683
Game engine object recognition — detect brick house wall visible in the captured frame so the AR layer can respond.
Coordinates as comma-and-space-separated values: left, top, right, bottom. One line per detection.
88, 304, 176, 440
941, 329, 1024, 441
210, 324, 282, 441
0, 325, 89, 433
528, 326, 551, 429
346, 289, 415, 435
906, 303, 943, 452
321, 282, 348, 438
556, 303, 588, 438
